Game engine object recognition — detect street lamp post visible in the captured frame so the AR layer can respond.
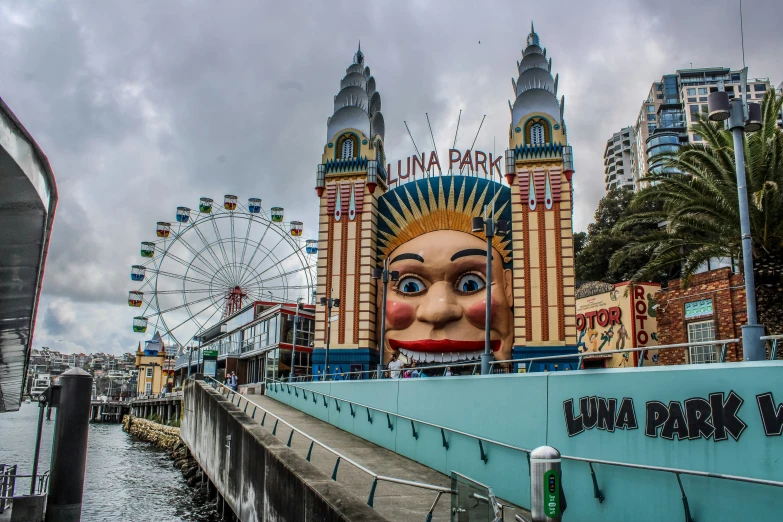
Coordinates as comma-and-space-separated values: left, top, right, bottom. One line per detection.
373, 259, 400, 378
707, 77, 765, 360
290, 297, 303, 382
320, 295, 340, 380
472, 207, 509, 375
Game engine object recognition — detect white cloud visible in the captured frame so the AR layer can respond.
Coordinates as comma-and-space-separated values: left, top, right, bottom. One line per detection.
2, 0, 780, 355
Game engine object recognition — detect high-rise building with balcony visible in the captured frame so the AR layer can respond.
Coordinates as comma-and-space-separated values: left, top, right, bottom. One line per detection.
629, 68, 772, 190
603, 127, 634, 192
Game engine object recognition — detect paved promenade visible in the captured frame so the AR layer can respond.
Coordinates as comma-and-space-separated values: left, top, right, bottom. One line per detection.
245, 392, 528, 521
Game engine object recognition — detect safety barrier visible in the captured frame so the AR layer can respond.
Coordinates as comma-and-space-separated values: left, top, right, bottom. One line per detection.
204, 376, 451, 521
265, 369, 783, 522
291, 339, 740, 381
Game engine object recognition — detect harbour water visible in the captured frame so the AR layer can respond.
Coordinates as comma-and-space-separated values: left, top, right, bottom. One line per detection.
0, 403, 217, 521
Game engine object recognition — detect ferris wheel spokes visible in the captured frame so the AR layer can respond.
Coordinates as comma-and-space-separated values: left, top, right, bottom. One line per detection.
189, 217, 227, 277
153, 246, 232, 288
145, 293, 220, 319
238, 233, 288, 287
241, 242, 307, 287
237, 218, 273, 286
128, 195, 315, 347
166, 231, 229, 287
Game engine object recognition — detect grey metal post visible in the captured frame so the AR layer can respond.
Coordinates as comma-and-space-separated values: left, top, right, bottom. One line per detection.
45, 368, 92, 522
324, 308, 331, 380
290, 298, 301, 381
481, 210, 495, 375
379, 263, 389, 378
530, 446, 565, 522
30, 398, 46, 495
728, 97, 765, 360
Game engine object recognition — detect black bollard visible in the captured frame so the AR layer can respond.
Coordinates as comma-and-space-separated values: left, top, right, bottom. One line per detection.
45, 368, 93, 522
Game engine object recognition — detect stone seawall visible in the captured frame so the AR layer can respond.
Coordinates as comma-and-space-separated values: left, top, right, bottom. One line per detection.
123, 415, 181, 450
182, 379, 387, 521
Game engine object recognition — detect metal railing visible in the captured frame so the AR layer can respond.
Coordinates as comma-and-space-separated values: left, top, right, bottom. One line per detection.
202, 376, 452, 521
0, 466, 49, 508
762, 335, 783, 361
288, 339, 741, 382
265, 375, 783, 522
0, 465, 15, 512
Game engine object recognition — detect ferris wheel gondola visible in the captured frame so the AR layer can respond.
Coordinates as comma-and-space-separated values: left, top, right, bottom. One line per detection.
127, 195, 318, 352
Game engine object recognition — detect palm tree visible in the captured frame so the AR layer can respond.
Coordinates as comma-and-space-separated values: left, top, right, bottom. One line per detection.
612, 91, 783, 334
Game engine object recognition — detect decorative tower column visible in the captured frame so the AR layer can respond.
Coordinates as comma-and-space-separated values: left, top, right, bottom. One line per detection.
312, 44, 388, 377
505, 23, 578, 365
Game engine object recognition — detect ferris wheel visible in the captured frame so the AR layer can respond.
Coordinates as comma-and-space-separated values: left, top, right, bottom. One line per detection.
128, 195, 318, 351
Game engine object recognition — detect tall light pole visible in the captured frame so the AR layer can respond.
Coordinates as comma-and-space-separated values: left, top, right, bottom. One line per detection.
289, 297, 303, 381
472, 207, 509, 375
373, 259, 400, 378
707, 73, 765, 360
320, 295, 340, 380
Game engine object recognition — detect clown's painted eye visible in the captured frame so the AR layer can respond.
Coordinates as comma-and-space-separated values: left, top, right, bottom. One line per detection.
455, 273, 485, 295
396, 276, 426, 295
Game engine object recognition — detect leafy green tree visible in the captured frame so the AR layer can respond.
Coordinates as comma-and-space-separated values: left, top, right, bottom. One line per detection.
573, 231, 587, 258
575, 188, 663, 283
613, 91, 783, 333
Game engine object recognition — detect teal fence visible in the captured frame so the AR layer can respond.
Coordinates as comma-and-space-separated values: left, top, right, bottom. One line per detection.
267, 361, 783, 521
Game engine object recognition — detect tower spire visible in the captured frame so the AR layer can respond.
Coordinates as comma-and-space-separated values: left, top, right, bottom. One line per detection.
354, 40, 364, 65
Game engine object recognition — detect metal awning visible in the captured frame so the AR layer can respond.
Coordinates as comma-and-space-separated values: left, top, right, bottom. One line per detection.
0, 97, 57, 413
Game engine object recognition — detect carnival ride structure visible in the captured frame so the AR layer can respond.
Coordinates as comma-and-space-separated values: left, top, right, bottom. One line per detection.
128, 195, 317, 352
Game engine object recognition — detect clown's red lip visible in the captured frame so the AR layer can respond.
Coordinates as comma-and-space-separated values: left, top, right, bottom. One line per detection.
389, 339, 500, 353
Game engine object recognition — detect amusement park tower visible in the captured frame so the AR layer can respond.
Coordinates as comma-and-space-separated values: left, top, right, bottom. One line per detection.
312, 44, 387, 374
505, 22, 578, 360
312, 29, 578, 375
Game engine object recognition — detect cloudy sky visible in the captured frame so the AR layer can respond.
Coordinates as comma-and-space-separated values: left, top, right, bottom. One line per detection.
2, 0, 781, 356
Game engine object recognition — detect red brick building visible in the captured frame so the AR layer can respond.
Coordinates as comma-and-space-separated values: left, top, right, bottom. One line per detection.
653, 268, 746, 365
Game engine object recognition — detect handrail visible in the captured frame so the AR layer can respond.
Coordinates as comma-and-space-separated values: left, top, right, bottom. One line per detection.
290, 339, 742, 381
762, 335, 783, 361
267, 377, 783, 490
201, 376, 451, 515
268, 378, 531, 454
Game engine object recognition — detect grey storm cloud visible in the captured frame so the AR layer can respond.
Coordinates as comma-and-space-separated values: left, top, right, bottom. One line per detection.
2, 0, 781, 354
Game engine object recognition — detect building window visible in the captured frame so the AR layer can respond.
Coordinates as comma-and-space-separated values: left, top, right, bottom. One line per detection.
531, 124, 544, 145
699, 97, 707, 102
145, 382, 152, 394
524, 118, 549, 145
688, 320, 717, 364
341, 138, 354, 159
646, 105, 655, 113
754, 84, 767, 92
648, 124, 656, 133
336, 134, 358, 160
647, 114, 656, 121
146, 367, 153, 378
687, 88, 696, 95
656, 94, 664, 100
687, 97, 697, 102
693, 135, 702, 142
698, 87, 708, 95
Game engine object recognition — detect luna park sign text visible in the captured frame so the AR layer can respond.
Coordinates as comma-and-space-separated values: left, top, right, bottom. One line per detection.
386, 149, 503, 185
564, 391, 783, 441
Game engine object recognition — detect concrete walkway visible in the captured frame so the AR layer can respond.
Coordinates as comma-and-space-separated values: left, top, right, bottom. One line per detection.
244, 391, 528, 521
